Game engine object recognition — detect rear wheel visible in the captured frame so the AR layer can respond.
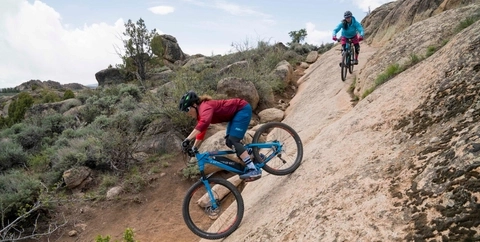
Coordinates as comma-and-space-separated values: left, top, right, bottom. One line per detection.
182, 178, 244, 240
252, 122, 303, 175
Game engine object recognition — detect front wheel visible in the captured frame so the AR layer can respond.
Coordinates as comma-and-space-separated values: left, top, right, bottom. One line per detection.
341, 52, 348, 81
252, 122, 303, 175
182, 178, 244, 240
348, 50, 354, 74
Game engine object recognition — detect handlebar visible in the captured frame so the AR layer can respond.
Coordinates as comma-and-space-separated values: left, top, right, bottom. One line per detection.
181, 139, 198, 157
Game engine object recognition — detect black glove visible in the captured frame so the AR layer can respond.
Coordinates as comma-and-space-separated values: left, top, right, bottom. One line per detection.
181, 139, 191, 154
182, 139, 190, 148
187, 146, 198, 157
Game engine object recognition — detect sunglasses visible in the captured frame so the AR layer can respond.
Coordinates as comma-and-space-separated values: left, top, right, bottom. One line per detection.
184, 106, 191, 112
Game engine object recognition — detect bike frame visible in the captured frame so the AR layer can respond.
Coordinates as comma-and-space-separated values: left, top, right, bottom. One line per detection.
193, 141, 282, 209
344, 38, 354, 65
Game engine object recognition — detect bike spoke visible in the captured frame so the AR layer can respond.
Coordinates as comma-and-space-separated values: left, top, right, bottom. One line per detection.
252, 122, 303, 175
182, 178, 243, 239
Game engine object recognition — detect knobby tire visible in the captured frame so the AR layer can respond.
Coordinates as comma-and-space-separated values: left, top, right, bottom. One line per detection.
341, 51, 348, 81
252, 122, 303, 175
348, 48, 354, 74
182, 177, 244, 240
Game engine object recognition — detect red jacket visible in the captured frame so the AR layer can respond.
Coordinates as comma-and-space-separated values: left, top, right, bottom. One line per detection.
195, 98, 248, 140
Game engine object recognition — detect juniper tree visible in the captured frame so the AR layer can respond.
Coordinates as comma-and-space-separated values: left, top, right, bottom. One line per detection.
288, 28, 307, 45
122, 18, 158, 86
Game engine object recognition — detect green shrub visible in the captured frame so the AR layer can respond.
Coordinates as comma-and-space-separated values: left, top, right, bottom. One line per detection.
98, 174, 119, 195
76, 88, 97, 104
7, 92, 34, 126
455, 15, 480, 33
0, 169, 42, 223
425, 46, 437, 57
91, 115, 112, 129
63, 89, 75, 99
39, 113, 67, 135
119, 84, 142, 101
362, 87, 375, 99
123, 167, 146, 193
182, 164, 200, 180
0, 140, 27, 171
95, 228, 137, 242
408, 53, 421, 66
117, 95, 137, 111
41, 90, 61, 103
374, 63, 401, 86
28, 151, 51, 172
79, 104, 101, 124
130, 111, 152, 132
60, 98, 82, 113
16, 125, 46, 151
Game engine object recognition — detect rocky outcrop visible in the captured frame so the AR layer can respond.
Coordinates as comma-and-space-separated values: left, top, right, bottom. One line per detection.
15, 80, 88, 91
161, 34, 186, 63
95, 68, 135, 86
216, 77, 260, 110
62, 166, 93, 191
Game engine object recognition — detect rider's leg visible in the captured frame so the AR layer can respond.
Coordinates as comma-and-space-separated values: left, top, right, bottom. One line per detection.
339, 37, 347, 67
226, 104, 261, 180
353, 36, 360, 64
354, 43, 360, 61
225, 104, 254, 168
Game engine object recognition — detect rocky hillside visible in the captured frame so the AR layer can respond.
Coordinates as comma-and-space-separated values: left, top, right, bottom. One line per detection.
214, 1, 480, 242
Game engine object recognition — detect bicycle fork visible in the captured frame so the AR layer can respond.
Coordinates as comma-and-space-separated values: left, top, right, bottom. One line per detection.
201, 178, 219, 210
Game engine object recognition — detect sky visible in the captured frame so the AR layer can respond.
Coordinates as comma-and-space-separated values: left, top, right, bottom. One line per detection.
0, 0, 395, 88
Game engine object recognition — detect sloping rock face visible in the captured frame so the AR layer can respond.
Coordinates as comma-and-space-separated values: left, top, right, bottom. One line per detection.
363, 0, 477, 46
217, 5, 480, 242
391, 22, 480, 241
356, 4, 480, 97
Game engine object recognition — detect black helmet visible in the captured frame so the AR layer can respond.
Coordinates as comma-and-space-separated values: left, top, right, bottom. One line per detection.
344, 11, 352, 18
179, 91, 199, 112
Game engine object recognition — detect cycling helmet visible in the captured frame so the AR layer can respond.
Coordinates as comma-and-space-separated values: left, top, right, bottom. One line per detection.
179, 91, 199, 112
344, 11, 353, 18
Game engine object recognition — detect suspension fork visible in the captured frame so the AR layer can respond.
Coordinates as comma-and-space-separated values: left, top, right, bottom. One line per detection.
200, 177, 219, 209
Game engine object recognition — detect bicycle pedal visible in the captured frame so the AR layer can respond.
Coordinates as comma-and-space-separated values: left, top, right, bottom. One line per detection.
243, 176, 261, 182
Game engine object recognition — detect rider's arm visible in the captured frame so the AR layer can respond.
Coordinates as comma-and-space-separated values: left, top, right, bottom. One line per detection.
355, 21, 365, 37
186, 129, 201, 142
185, 128, 204, 149
332, 22, 343, 37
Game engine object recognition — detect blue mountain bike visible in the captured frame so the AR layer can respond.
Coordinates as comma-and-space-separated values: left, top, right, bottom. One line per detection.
340, 38, 355, 81
181, 122, 303, 239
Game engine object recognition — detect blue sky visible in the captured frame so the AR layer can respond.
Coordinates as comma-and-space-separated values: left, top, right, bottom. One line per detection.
0, 0, 395, 88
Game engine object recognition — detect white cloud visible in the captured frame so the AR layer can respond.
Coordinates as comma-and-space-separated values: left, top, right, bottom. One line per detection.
305, 22, 332, 46
0, 0, 125, 88
352, 0, 396, 12
148, 6, 175, 15
214, 0, 266, 17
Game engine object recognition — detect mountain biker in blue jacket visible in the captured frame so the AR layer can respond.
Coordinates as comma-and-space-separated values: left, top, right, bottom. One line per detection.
332, 11, 365, 65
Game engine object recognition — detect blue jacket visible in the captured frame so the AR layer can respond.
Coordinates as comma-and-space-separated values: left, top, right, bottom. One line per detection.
333, 16, 364, 39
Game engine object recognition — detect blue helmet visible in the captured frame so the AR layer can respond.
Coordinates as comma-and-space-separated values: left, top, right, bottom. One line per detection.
344, 11, 353, 18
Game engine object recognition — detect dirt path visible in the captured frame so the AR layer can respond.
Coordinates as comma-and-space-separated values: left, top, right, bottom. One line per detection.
43, 157, 200, 242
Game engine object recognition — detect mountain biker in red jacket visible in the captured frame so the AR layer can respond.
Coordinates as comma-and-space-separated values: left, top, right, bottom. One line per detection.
332, 11, 365, 65
179, 91, 261, 181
